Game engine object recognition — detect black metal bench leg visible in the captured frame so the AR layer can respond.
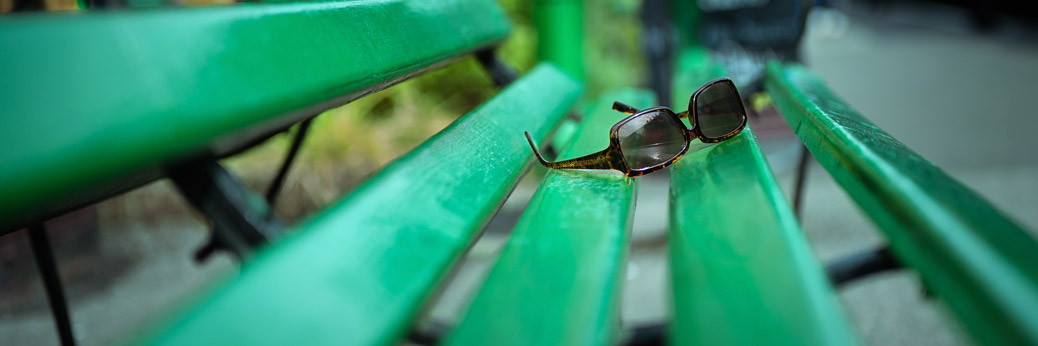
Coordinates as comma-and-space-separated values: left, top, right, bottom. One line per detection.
475, 49, 518, 87
639, 0, 675, 107
28, 224, 77, 346
266, 118, 313, 207
793, 144, 811, 219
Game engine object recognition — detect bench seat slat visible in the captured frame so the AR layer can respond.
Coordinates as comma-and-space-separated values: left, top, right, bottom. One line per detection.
444, 90, 655, 346
139, 64, 581, 346
0, 0, 510, 233
667, 50, 859, 346
766, 62, 1038, 345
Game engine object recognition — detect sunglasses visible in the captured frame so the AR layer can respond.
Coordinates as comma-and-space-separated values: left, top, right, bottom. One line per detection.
524, 78, 748, 177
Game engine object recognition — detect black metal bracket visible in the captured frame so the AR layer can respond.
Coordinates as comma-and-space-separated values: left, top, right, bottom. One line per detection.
168, 159, 283, 262
407, 320, 665, 346
475, 49, 518, 88
792, 144, 811, 219
826, 245, 902, 288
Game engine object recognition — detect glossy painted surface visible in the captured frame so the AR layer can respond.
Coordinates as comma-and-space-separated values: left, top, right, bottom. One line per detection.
532, 0, 583, 80
140, 65, 582, 346
0, 0, 510, 233
444, 89, 651, 346
766, 62, 1038, 345
667, 49, 858, 346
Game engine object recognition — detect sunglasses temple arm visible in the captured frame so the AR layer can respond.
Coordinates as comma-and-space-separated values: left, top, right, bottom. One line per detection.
612, 102, 639, 115
524, 132, 616, 170
525, 132, 554, 166
616, 100, 691, 120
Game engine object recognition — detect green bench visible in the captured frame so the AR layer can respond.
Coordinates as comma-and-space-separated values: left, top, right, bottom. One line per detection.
2, 0, 1036, 345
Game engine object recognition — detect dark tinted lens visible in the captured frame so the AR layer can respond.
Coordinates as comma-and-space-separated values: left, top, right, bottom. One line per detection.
695, 81, 746, 139
617, 110, 686, 170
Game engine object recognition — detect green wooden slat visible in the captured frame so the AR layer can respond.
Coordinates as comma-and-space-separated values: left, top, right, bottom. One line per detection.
667, 50, 859, 346
0, 0, 510, 233
766, 62, 1038, 345
445, 89, 654, 346
139, 64, 581, 346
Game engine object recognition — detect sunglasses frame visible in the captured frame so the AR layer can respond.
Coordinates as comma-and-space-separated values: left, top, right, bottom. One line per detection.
525, 78, 747, 177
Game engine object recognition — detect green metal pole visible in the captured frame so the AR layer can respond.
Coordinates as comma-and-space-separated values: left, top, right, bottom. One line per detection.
533, 0, 584, 80
668, 0, 700, 49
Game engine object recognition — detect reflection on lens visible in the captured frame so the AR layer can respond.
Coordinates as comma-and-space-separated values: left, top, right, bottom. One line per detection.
696, 81, 746, 139
617, 110, 686, 170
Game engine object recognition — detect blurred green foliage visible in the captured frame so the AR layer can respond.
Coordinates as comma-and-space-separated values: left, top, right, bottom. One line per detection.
226, 0, 647, 222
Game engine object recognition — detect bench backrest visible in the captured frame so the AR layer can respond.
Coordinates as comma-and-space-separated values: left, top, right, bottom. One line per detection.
0, 0, 510, 233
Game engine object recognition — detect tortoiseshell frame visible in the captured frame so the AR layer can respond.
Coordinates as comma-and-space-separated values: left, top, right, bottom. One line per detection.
525, 78, 747, 177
